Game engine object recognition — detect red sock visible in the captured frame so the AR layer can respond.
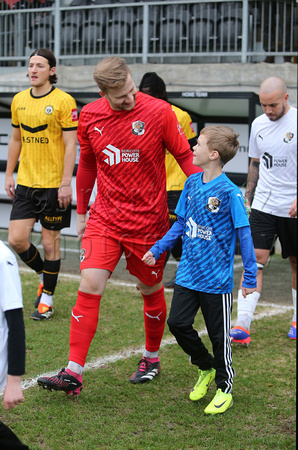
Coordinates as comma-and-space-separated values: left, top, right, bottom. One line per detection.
69, 291, 101, 367
142, 286, 167, 353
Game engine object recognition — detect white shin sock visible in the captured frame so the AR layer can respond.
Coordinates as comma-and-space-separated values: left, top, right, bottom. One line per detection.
67, 361, 84, 376
292, 289, 296, 323
236, 289, 260, 331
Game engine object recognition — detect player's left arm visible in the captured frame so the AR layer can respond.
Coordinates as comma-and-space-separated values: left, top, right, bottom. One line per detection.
237, 226, 258, 297
58, 129, 78, 208
3, 308, 25, 410
143, 215, 185, 263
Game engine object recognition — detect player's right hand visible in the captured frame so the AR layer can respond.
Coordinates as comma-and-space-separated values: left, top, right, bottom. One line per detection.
142, 251, 156, 266
5, 176, 15, 199
77, 214, 87, 241
241, 287, 257, 298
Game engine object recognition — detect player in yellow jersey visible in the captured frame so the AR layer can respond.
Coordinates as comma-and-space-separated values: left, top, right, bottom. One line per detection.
139, 72, 198, 287
5, 48, 78, 320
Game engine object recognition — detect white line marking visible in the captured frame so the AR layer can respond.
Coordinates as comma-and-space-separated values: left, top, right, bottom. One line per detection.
0, 302, 292, 395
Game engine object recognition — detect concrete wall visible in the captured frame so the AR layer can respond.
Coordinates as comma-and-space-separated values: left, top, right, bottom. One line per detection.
0, 62, 297, 107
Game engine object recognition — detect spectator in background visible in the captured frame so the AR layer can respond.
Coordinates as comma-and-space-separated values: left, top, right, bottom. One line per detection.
5, 48, 78, 321
0, 240, 28, 449
139, 72, 198, 288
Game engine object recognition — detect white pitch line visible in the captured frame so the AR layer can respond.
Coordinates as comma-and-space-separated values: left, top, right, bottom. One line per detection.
0, 302, 292, 396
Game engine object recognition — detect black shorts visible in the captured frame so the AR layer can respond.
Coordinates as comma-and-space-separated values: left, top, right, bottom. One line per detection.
249, 209, 297, 259
10, 185, 71, 231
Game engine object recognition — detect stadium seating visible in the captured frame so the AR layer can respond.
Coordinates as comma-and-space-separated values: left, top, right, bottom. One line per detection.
60, 0, 90, 50
30, 14, 54, 50
159, 3, 191, 51
217, 1, 243, 50
189, 3, 219, 50
133, 0, 161, 52
105, 0, 137, 52
82, 0, 109, 52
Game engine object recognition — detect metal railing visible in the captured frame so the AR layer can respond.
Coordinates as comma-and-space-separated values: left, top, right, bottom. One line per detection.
0, 0, 297, 66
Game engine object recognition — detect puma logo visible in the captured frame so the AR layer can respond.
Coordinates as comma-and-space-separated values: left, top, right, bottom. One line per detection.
94, 126, 104, 135
145, 312, 162, 321
72, 311, 83, 322
151, 270, 160, 278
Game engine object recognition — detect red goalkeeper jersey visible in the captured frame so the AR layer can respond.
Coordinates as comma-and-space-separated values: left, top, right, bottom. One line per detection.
77, 92, 201, 239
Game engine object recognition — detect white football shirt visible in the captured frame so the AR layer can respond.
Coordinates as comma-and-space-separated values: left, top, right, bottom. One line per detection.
249, 106, 297, 217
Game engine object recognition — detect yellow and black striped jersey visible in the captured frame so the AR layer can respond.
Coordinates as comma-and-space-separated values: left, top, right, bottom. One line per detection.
165, 105, 196, 191
11, 86, 78, 188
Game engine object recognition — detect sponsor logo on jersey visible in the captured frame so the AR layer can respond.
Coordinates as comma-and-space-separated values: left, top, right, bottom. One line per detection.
22, 136, 49, 144
186, 217, 212, 241
80, 248, 86, 263
122, 149, 140, 162
283, 131, 294, 143
45, 105, 53, 115
132, 120, 145, 135
103, 144, 121, 166
177, 123, 184, 135
206, 197, 221, 213
262, 152, 273, 169
262, 152, 287, 169
103, 145, 140, 165
71, 108, 78, 121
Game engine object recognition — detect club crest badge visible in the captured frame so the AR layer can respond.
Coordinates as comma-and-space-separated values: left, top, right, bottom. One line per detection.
206, 197, 221, 213
132, 120, 145, 135
80, 248, 86, 263
283, 132, 294, 143
45, 105, 53, 115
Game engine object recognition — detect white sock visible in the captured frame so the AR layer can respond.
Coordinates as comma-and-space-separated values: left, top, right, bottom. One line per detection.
143, 350, 159, 359
292, 288, 296, 323
38, 273, 44, 284
40, 293, 53, 307
236, 289, 260, 331
67, 361, 83, 376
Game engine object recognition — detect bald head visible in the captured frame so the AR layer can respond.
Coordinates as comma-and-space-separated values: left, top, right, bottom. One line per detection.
259, 77, 289, 122
259, 77, 287, 97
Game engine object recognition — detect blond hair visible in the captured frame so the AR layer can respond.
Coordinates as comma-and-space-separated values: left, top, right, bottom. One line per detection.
200, 125, 239, 166
93, 57, 131, 93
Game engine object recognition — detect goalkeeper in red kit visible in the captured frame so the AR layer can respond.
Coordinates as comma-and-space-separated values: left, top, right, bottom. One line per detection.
37, 57, 202, 395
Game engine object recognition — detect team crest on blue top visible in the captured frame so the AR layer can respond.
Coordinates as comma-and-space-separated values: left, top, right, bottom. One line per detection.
132, 120, 145, 135
283, 132, 294, 143
206, 197, 221, 213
